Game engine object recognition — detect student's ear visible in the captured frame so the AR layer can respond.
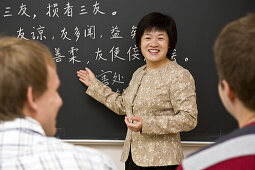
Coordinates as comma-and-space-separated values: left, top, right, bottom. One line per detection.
24, 86, 38, 116
222, 80, 236, 103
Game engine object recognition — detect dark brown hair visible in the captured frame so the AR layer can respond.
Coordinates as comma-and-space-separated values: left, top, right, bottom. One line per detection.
214, 13, 255, 111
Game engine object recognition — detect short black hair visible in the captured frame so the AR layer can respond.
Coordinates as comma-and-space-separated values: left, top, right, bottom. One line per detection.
135, 12, 177, 59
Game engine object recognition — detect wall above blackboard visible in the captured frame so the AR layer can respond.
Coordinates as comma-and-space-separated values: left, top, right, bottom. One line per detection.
0, 0, 254, 141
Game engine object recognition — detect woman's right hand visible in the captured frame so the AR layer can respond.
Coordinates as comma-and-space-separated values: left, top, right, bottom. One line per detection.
77, 68, 96, 87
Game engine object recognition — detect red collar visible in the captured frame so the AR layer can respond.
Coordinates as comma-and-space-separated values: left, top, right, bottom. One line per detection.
244, 121, 255, 128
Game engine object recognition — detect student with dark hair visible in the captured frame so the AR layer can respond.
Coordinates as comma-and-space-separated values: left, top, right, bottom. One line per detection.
77, 12, 198, 170
177, 13, 255, 170
0, 37, 116, 170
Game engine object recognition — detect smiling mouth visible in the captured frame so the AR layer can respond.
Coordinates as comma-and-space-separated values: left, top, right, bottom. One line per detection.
148, 49, 160, 53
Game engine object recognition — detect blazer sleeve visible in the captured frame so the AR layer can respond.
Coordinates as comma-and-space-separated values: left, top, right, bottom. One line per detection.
142, 69, 198, 134
86, 78, 126, 115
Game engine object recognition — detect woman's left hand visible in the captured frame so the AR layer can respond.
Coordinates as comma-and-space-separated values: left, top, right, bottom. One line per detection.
124, 116, 142, 132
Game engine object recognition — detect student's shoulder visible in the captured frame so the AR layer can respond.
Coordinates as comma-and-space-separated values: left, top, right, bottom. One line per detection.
182, 126, 255, 169
43, 137, 100, 154
37, 137, 116, 168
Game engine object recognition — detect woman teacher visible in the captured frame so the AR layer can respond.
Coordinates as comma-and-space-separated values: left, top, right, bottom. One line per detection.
77, 12, 198, 170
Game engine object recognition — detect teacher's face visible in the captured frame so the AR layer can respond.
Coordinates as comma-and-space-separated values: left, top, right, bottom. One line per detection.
140, 30, 169, 65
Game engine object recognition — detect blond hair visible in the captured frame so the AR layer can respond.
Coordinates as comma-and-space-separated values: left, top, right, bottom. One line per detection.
0, 37, 56, 121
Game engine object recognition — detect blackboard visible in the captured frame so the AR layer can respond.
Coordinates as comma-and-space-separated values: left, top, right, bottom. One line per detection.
0, 0, 254, 142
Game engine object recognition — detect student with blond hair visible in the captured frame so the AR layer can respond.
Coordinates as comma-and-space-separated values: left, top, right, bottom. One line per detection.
0, 37, 116, 170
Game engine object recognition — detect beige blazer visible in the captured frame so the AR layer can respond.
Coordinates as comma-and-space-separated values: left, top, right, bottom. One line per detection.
86, 61, 198, 167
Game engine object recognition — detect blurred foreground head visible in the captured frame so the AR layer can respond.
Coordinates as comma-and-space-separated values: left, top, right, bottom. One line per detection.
214, 13, 255, 111
0, 37, 56, 121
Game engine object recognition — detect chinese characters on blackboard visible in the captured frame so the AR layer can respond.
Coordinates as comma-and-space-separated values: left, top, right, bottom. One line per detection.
1, 1, 187, 93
